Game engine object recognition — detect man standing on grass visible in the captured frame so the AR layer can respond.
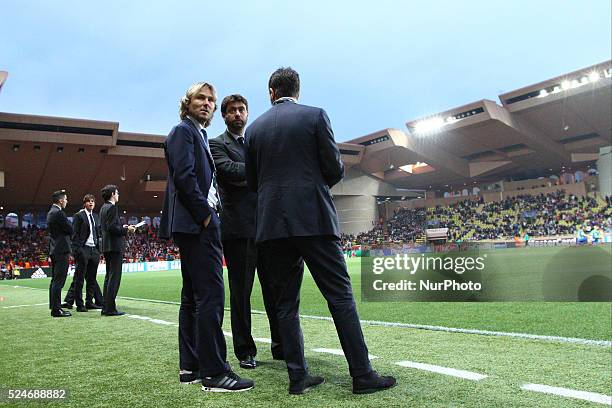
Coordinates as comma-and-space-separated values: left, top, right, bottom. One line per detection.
245, 67, 396, 395
99, 185, 135, 317
62, 194, 104, 311
47, 189, 73, 318
210, 94, 284, 369
160, 82, 253, 392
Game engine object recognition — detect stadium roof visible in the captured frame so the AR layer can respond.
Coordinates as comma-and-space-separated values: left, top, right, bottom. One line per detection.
342, 60, 611, 190
0, 112, 167, 213
0, 61, 610, 212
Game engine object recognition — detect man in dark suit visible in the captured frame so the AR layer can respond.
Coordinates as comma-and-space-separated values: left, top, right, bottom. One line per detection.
47, 189, 73, 318
245, 67, 396, 395
62, 194, 104, 311
210, 94, 283, 369
99, 185, 135, 317
160, 82, 253, 392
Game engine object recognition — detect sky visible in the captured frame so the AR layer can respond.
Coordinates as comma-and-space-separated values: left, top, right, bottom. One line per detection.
1, 1, 610, 142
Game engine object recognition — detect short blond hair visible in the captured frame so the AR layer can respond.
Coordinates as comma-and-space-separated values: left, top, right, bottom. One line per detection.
179, 82, 218, 126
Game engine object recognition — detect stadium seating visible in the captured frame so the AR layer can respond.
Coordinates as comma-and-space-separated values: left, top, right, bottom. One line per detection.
344, 191, 612, 245
0, 226, 180, 268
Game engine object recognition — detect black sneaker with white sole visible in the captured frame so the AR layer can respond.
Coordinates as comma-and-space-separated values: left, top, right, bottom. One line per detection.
179, 371, 201, 384
201, 371, 254, 392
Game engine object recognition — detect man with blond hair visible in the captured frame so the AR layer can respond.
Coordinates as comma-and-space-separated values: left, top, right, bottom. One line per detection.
160, 82, 253, 392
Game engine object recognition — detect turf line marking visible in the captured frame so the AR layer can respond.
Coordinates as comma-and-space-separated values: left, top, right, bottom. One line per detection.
126, 314, 178, 327
117, 295, 612, 347
521, 383, 612, 405
1, 302, 47, 309
395, 360, 487, 381
312, 348, 378, 359
125, 315, 272, 345
5, 290, 608, 348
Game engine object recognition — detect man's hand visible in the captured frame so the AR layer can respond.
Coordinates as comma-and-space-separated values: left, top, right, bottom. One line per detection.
203, 214, 212, 228
127, 225, 137, 233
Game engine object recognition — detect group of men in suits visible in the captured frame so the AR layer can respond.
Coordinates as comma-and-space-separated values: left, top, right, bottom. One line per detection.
47, 186, 136, 318
160, 67, 396, 395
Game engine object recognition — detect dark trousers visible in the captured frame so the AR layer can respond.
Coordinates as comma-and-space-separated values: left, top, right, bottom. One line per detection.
64, 246, 103, 307
49, 254, 69, 311
102, 251, 123, 314
173, 221, 230, 377
223, 238, 283, 360
259, 235, 372, 381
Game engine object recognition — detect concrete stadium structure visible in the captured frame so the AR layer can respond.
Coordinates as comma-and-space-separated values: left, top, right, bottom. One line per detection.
1, 61, 610, 234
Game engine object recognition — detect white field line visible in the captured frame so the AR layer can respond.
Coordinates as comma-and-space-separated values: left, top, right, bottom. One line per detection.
395, 360, 487, 381
1, 302, 47, 309
118, 295, 612, 347
126, 314, 177, 327
521, 383, 612, 405
4, 289, 610, 348
124, 316, 273, 344
119, 311, 612, 405
312, 347, 378, 359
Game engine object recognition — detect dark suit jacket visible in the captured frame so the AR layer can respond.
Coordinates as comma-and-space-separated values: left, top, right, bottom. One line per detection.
99, 202, 127, 253
47, 204, 73, 257
160, 118, 219, 238
245, 100, 344, 243
71, 209, 100, 251
210, 131, 256, 240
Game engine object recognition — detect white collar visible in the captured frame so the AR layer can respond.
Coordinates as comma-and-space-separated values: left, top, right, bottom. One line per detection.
273, 97, 297, 105
53, 204, 62, 210
228, 130, 244, 141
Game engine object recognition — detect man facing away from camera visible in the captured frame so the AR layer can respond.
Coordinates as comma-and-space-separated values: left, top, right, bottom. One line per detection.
245, 67, 397, 395
160, 82, 253, 392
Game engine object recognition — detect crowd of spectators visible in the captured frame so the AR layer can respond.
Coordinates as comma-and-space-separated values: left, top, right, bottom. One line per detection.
123, 227, 180, 263
0, 225, 180, 269
345, 192, 612, 245
3, 192, 611, 264
0, 226, 48, 269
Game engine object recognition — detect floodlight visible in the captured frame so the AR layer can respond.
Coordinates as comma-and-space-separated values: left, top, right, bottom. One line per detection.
588, 71, 600, 82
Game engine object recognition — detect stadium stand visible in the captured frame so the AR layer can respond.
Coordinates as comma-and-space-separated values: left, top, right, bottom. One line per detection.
344, 191, 612, 245
0, 226, 180, 267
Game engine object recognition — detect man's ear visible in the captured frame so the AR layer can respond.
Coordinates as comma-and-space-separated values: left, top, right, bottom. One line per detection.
269, 88, 276, 103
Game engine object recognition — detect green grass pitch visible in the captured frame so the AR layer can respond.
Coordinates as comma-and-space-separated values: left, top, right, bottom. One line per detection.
0, 245, 610, 407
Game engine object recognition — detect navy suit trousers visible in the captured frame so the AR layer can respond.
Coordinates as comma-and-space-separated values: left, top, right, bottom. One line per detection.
259, 235, 373, 381
173, 218, 230, 377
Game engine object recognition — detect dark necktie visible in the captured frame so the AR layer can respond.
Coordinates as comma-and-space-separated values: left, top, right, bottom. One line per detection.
88, 213, 98, 246
237, 136, 245, 145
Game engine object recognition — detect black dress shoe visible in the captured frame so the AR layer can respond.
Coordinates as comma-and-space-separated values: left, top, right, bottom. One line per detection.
239, 356, 257, 369
179, 370, 201, 384
103, 310, 126, 316
86, 303, 102, 310
76, 306, 88, 312
51, 309, 72, 317
61, 303, 73, 309
289, 375, 325, 395
352, 371, 396, 394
